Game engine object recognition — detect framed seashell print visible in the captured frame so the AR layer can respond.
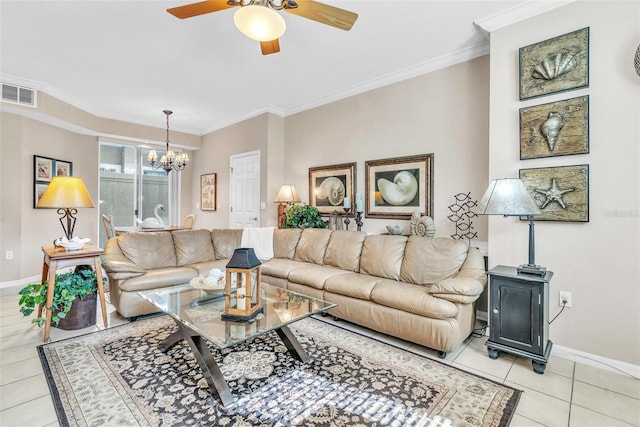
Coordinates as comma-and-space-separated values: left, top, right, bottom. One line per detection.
365, 154, 433, 219
520, 95, 589, 159
519, 164, 589, 222
309, 162, 356, 215
519, 27, 589, 100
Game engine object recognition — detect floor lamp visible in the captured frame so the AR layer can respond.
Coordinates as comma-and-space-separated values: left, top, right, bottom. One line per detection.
477, 178, 546, 276
274, 184, 301, 228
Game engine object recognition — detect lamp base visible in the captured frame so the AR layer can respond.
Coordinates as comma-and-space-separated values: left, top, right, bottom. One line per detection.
517, 263, 547, 276
221, 307, 264, 323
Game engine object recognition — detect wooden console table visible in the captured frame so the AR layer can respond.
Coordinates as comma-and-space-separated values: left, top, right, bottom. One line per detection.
38, 244, 108, 341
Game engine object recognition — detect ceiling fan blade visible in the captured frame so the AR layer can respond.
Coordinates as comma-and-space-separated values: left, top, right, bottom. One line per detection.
260, 39, 281, 55
167, 0, 236, 19
284, 0, 358, 31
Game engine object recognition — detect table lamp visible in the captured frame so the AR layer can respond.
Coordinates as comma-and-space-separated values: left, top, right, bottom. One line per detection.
477, 178, 546, 276
37, 176, 95, 240
274, 184, 301, 228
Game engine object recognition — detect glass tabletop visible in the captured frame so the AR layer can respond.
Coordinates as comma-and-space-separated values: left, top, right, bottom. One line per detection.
138, 283, 336, 349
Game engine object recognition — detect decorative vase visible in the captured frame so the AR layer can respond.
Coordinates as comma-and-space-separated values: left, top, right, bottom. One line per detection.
55, 292, 97, 330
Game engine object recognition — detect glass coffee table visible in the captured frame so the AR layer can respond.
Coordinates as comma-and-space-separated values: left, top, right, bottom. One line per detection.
138, 283, 336, 406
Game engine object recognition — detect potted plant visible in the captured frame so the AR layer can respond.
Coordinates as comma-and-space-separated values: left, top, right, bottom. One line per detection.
283, 204, 327, 229
18, 266, 98, 330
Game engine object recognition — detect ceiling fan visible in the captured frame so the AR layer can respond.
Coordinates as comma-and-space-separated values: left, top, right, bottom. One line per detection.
167, 0, 358, 55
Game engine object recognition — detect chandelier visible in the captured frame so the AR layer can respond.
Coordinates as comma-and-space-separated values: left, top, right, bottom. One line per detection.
147, 110, 189, 173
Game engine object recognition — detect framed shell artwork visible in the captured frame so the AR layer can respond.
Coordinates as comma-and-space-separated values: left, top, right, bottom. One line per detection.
520, 95, 589, 160
309, 162, 356, 215
519, 164, 589, 222
365, 154, 433, 219
519, 27, 589, 100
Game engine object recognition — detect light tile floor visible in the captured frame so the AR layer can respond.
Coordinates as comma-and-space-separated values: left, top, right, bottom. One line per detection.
0, 285, 638, 427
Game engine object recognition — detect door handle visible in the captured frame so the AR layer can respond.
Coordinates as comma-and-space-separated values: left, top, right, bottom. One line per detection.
251, 217, 258, 221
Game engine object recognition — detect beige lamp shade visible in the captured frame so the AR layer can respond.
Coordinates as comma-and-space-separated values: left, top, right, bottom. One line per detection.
234, 5, 286, 42
477, 178, 540, 216
274, 184, 301, 204
37, 176, 95, 209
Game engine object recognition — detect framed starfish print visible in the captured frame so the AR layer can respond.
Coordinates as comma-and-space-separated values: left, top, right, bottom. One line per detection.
519, 164, 589, 222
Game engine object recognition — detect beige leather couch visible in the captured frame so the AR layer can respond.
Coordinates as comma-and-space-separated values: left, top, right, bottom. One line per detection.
102, 228, 486, 356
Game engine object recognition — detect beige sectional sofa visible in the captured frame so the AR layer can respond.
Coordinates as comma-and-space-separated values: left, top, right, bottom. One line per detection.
102, 228, 486, 357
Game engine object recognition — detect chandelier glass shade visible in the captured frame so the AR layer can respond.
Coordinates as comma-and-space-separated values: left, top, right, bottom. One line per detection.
234, 4, 286, 42
147, 110, 189, 173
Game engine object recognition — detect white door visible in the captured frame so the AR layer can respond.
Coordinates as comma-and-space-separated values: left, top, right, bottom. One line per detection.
229, 150, 260, 228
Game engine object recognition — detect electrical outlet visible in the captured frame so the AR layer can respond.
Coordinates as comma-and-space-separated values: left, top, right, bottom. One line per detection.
5, 250, 14, 260
559, 291, 572, 308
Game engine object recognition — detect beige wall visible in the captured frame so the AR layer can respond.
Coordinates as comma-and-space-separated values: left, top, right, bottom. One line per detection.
0, 110, 196, 282
0, 114, 99, 281
283, 56, 490, 239
489, 1, 640, 365
191, 113, 283, 230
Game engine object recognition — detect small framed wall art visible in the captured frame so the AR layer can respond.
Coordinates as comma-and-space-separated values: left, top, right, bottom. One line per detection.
520, 95, 589, 160
33, 155, 73, 208
55, 160, 72, 177
519, 164, 589, 222
309, 162, 356, 215
365, 153, 433, 219
34, 155, 54, 182
519, 27, 589, 100
200, 173, 217, 211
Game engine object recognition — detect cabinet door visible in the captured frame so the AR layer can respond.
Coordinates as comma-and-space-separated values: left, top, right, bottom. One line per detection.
490, 277, 542, 354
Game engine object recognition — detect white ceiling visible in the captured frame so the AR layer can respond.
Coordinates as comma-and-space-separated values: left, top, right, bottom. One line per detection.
1, 0, 568, 136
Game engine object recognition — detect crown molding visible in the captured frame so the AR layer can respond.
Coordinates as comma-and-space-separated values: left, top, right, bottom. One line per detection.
282, 42, 490, 118
474, 0, 575, 34
0, 73, 203, 135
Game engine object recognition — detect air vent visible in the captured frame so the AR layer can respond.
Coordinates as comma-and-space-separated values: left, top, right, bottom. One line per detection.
1, 83, 37, 107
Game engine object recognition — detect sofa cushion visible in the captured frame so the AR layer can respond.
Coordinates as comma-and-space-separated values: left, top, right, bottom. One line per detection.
324, 272, 379, 300
287, 265, 347, 290
211, 229, 243, 259
370, 279, 459, 319
293, 228, 333, 265
172, 229, 216, 266
400, 236, 469, 285
359, 235, 407, 281
261, 258, 307, 279
323, 230, 367, 272
187, 259, 230, 276
118, 232, 177, 270
273, 229, 303, 259
118, 267, 197, 292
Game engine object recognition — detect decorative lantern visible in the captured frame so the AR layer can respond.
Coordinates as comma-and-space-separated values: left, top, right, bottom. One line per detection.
222, 248, 263, 321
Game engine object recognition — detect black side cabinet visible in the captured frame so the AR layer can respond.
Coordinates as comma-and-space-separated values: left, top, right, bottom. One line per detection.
486, 265, 553, 374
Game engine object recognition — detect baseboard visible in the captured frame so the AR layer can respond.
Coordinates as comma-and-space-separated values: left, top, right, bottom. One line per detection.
0, 274, 40, 291
477, 319, 639, 378
552, 344, 640, 379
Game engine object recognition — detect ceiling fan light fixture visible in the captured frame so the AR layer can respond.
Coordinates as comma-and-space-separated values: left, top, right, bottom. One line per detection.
234, 4, 286, 42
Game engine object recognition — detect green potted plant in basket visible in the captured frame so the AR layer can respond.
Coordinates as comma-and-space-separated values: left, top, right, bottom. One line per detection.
283, 204, 327, 229
18, 266, 98, 329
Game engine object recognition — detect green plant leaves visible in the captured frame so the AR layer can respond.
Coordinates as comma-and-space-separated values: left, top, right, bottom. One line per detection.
283, 205, 328, 229
18, 268, 97, 327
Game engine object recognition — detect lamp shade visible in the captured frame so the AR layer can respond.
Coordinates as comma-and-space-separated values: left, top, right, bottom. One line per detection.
37, 177, 95, 208
226, 248, 262, 269
234, 5, 286, 42
477, 178, 541, 216
274, 184, 301, 204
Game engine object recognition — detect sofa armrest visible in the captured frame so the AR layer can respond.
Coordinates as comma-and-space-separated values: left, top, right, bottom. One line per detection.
101, 260, 146, 280
428, 246, 487, 304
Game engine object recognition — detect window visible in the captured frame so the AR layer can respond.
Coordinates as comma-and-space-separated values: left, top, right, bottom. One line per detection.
98, 141, 178, 246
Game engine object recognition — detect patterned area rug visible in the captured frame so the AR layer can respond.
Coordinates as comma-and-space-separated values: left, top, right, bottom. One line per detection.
39, 316, 520, 426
